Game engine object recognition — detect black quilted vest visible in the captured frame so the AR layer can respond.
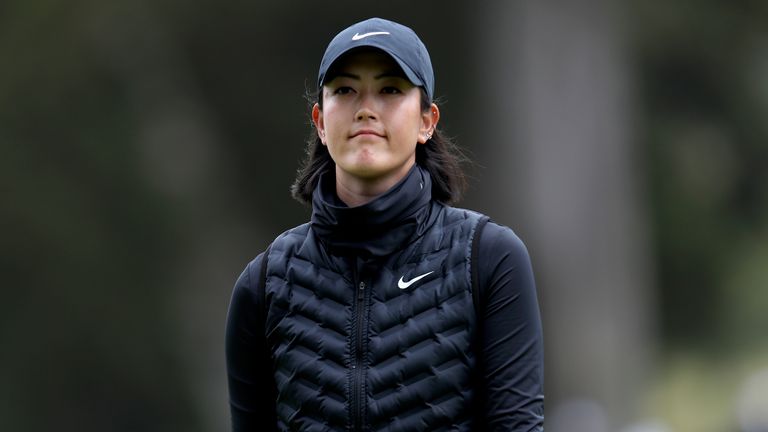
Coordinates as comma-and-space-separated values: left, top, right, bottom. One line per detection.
264, 166, 485, 431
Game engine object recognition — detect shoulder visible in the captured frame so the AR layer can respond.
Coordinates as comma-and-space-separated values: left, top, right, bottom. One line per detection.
478, 220, 533, 289
234, 222, 310, 293
440, 206, 526, 251
439, 204, 485, 221
437, 204, 489, 236
272, 222, 312, 245
230, 252, 265, 310
479, 221, 530, 262
245, 222, 311, 265
474, 219, 536, 301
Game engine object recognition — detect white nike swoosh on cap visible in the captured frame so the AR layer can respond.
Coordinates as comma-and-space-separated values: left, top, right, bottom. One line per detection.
352, 31, 390, 41
398, 271, 434, 289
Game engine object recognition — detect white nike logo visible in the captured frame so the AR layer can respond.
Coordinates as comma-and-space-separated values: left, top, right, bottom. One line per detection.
352, 31, 390, 41
398, 271, 434, 289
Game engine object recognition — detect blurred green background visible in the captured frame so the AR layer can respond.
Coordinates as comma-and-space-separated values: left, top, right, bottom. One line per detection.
2, 1, 767, 431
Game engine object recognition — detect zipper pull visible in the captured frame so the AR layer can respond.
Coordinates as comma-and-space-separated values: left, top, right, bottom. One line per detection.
359, 281, 366, 290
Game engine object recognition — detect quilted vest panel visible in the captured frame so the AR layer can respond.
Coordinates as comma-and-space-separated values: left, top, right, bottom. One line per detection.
265, 205, 483, 431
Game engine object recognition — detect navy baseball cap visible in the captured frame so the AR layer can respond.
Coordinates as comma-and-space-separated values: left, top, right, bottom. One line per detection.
317, 17, 435, 101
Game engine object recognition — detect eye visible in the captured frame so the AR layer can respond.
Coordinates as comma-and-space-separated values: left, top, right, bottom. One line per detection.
334, 86, 354, 95
381, 86, 402, 94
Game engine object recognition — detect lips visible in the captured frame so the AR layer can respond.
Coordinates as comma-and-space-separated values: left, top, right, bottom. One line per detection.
350, 129, 385, 138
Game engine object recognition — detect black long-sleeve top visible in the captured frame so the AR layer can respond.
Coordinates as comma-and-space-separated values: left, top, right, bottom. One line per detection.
226, 222, 544, 431
226, 166, 544, 431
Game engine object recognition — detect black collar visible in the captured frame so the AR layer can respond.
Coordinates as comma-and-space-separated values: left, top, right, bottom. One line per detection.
310, 164, 434, 258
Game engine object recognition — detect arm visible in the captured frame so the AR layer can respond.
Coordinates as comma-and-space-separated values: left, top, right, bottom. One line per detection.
476, 222, 544, 431
225, 253, 278, 431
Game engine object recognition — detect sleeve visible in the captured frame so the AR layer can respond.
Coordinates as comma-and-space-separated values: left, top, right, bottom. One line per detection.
475, 222, 544, 431
225, 252, 278, 432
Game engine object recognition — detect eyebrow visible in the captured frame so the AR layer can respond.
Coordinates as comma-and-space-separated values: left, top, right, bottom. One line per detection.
330, 70, 407, 81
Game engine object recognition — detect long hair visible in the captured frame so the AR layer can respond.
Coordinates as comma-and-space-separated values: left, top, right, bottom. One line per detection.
291, 88, 468, 205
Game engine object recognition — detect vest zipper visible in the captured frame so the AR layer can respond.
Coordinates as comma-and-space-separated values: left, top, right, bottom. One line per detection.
351, 265, 367, 431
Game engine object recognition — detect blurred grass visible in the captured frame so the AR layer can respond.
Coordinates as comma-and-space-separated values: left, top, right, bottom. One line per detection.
646, 349, 768, 432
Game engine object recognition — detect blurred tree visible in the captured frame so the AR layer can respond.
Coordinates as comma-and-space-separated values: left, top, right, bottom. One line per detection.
628, 1, 768, 430
472, 1, 653, 430
0, 1, 204, 431
632, 0, 768, 351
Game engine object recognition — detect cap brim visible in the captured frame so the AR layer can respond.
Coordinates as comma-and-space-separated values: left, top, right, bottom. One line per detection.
320, 45, 425, 90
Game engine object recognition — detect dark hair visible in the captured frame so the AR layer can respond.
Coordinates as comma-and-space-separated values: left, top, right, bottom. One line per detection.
291, 88, 468, 205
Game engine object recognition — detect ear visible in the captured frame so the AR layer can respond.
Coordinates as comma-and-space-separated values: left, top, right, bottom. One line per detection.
418, 103, 440, 144
312, 103, 327, 145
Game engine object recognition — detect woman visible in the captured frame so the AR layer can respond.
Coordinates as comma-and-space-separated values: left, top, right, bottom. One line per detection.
226, 17, 544, 431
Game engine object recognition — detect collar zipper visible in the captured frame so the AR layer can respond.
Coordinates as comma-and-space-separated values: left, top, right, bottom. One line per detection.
351, 260, 368, 431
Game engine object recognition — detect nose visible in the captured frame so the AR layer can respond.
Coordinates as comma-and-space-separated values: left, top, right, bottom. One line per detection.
355, 108, 376, 121
355, 92, 377, 121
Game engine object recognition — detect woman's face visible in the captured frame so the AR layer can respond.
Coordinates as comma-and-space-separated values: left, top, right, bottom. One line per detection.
312, 49, 438, 192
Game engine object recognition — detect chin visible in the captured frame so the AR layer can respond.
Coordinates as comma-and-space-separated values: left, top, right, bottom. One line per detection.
335, 161, 385, 178
349, 167, 387, 179
344, 157, 385, 175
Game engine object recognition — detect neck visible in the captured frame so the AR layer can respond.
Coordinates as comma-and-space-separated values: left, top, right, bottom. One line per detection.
310, 163, 434, 257
334, 160, 415, 207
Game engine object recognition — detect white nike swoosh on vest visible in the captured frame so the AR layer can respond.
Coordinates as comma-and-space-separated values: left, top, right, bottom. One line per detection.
352, 31, 390, 41
398, 271, 434, 289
